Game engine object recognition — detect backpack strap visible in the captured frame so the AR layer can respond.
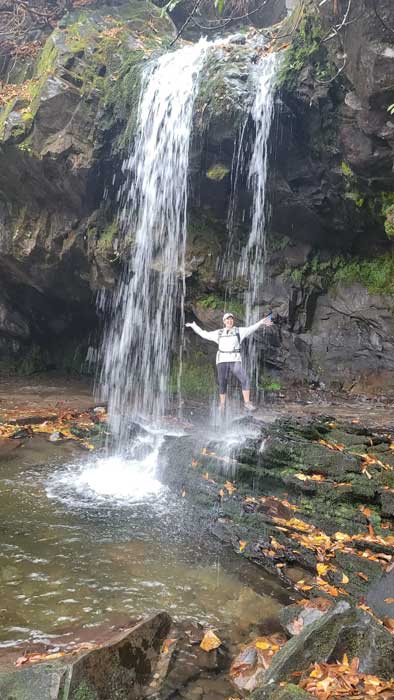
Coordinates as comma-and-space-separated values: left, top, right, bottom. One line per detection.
218, 327, 241, 353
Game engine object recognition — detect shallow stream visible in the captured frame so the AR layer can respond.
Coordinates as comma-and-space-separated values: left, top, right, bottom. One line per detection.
0, 432, 289, 656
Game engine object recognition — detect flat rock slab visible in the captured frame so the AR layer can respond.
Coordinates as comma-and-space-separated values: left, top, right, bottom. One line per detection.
0, 612, 171, 700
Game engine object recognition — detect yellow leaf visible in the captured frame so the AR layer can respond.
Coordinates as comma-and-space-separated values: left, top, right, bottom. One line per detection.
316, 563, 329, 576
239, 540, 247, 552
200, 629, 221, 652
255, 640, 271, 650
342, 573, 349, 584
333, 531, 351, 542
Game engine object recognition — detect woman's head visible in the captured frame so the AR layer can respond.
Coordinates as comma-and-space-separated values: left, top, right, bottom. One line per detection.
223, 312, 234, 329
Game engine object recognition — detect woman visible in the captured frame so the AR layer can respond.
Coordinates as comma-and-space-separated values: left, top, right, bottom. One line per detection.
186, 311, 273, 411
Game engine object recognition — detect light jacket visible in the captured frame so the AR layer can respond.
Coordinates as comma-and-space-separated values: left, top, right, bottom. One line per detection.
188, 319, 266, 364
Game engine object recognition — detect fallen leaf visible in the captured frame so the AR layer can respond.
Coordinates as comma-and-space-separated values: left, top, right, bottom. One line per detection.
255, 640, 271, 650
316, 563, 329, 577
162, 638, 177, 653
356, 572, 369, 581
342, 573, 349, 584
14, 656, 28, 667
225, 480, 236, 494
385, 597, 394, 604
200, 629, 222, 652
239, 540, 247, 552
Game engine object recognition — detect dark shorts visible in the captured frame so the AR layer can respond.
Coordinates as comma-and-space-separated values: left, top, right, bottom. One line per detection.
217, 361, 250, 394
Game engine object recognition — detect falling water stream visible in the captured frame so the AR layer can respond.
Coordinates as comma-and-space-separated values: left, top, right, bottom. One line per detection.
100, 40, 210, 444
221, 53, 279, 390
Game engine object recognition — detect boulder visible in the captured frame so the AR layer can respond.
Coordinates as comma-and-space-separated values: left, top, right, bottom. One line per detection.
0, 612, 171, 700
264, 602, 394, 685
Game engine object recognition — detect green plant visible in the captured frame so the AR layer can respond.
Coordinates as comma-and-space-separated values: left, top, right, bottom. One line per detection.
333, 254, 394, 295
276, 10, 333, 89
169, 355, 216, 399
198, 294, 244, 317
206, 164, 229, 181
259, 376, 282, 392
388, 104, 394, 116
341, 161, 353, 179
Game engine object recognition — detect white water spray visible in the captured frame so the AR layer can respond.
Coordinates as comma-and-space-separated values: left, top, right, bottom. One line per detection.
99, 40, 209, 444
220, 53, 279, 389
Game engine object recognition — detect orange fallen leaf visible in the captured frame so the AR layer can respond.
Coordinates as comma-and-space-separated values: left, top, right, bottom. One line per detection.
385, 597, 394, 604
383, 618, 394, 632
162, 638, 177, 653
239, 540, 247, 552
342, 573, 349, 584
200, 629, 222, 651
356, 572, 369, 581
224, 480, 236, 494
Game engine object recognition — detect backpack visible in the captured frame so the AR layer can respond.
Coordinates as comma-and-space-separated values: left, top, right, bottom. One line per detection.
217, 327, 241, 354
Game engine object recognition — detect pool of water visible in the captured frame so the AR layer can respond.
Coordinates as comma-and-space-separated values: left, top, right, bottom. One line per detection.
0, 431, 288, 653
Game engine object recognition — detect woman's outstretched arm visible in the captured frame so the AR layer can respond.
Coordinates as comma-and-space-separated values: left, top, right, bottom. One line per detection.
185, 322, 219, 344
239, 316, 273, 342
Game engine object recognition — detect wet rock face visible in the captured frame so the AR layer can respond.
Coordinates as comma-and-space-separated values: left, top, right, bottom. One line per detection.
0, 612, 171, 700
0, 0, 174, 371
0, 0, 393, 383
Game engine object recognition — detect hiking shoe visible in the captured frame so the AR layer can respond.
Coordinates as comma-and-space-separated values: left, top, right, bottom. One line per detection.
244, 402, 257, 412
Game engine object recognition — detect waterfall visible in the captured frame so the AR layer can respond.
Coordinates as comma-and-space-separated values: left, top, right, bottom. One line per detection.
221, 52, 278, 389
99, 39, 209, 444
242, 52, 278, 388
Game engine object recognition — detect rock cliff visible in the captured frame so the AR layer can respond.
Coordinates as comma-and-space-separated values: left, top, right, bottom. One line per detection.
0, 0, 393, 389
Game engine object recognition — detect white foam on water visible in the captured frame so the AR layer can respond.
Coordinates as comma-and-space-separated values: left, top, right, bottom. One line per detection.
46, 440, 164, 505
73, 452, 163, 500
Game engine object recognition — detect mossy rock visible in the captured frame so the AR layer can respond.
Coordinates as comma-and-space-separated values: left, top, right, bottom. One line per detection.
0, 0, 175, 154
0, 613, 171, 700
264, 602, 394, 684
251, 683, 312, 700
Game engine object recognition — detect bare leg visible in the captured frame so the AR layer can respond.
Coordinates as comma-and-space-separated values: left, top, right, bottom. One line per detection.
242, 389, 250, 404
219, 393, 227, 408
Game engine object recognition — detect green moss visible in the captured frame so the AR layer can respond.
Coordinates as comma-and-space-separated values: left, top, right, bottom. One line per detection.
259, 376, 282, 392
96, 221, 118, 254
206, 164, 230, 181
170, 354, 216, 399
197, 294, 244, 317
0, 99, 17, 140
333, 254, 394, 295
71, 681, 98, 700
345, 192, 365, 208
381, 194, 394, 239
277, 9, 333, 89
341, 161, 353, 179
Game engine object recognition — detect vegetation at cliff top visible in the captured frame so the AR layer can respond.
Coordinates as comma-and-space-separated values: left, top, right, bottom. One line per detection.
290, 253, 394, 297
276, 7, 333, 89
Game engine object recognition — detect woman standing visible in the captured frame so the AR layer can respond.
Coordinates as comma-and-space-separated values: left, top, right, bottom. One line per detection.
186, 311, 273, 411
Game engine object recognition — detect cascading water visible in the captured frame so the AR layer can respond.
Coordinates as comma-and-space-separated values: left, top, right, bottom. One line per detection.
99, 39, 209, 445
242, 52, 278, 388
220, 52, 279, 391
